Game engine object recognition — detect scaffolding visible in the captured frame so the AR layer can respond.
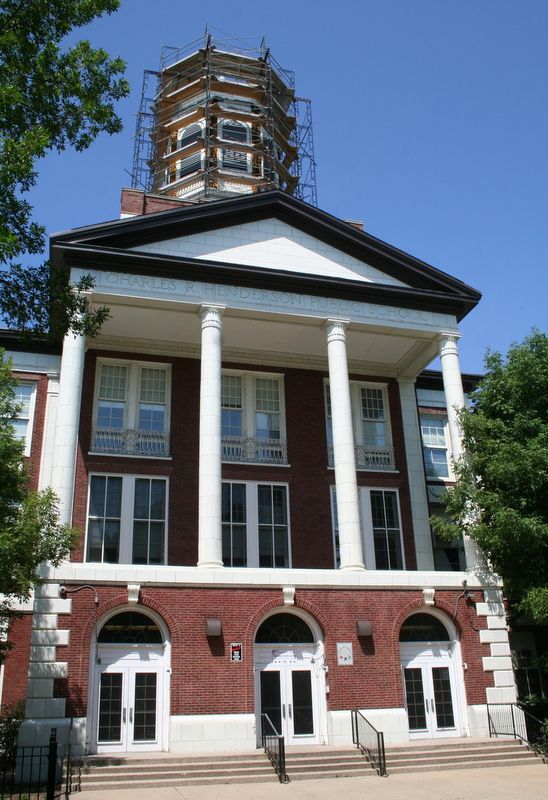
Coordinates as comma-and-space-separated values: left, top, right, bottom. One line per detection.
131, 32, 317, 206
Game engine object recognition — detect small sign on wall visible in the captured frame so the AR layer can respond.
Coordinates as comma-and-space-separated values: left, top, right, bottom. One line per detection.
337, 642, 353, 666
230, 642, 243, 662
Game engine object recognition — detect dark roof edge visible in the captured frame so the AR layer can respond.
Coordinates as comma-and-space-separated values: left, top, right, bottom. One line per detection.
0, 330, 62, 355
50, 191, 482, 304
417, 368, 482, 393
52, 241, 480, 321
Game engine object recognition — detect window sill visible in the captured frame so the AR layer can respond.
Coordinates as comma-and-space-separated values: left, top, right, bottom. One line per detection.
88, 451, 172, 461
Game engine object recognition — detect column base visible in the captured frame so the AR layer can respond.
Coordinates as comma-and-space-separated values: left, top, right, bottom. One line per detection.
196, 560, 224, 569
340, 562, 366, 571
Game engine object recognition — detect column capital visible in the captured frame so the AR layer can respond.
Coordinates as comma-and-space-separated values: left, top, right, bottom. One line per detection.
200, 305, 225, 329
324, 318, 350, 343
438, 333, 461, 358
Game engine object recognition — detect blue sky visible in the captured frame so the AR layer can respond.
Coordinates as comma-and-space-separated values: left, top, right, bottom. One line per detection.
32, 0, 547, 373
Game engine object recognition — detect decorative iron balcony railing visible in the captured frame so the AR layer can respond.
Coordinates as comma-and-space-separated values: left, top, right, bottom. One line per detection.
328, 445, 395, 471
91, 427, 170, 457
222, 436, 288, 465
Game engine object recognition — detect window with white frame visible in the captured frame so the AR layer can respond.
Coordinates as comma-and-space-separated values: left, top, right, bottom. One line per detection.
221, 372, 286, 464
325, 381, 394, 471
420, 415, 450, 479
222, 481, 290, 568
219, 119, 250, 173
12, 381, 36, 455
92, 361, 170, 457
86, 474, 167, 565
330, 486, 404, 569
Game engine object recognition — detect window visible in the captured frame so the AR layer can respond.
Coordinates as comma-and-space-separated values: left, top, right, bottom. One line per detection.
330, 486, 404, 569
369, 490, 404, 570
220, 120, 250, 173
86, 475, 167, 565
325, 382, 394, 470
221, 372, 286, 464
420, 415, 450, 479
177, 123, 201, 151
222, 481, 290, 568
92, 361, 170, 457
12, 382, 36, 455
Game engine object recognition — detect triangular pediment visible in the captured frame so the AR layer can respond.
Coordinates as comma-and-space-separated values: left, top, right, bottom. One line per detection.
131, 218, 409, 288
50, 191, 481, 320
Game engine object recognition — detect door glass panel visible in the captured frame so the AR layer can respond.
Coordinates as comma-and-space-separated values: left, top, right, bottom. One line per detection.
133, 673, 157, 741
291, 670, 314, 735
98, 673, 123, 743
432, 667, 455, 729
260, 671, 282, 736
404, 668, 427, 731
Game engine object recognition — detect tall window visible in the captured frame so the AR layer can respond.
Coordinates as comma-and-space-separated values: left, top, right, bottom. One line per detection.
330, 486, 404, 569
222, 481, 290, 568
324, 381, 394, 470
420, 416, 450, 479
12, 382, 36, 455
93, 361, 170, 457
361, 387, 387, 448
220, 120, 250, 173
369, 490, 404, 570
222, 483, 247, 567
221, 372, 286, 464
177, 123, 201, 151
86, 475, 167, 565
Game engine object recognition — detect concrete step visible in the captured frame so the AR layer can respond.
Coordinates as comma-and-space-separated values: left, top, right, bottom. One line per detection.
384, 738, 541, 775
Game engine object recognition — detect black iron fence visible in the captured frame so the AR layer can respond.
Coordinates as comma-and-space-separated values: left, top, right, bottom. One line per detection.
260, 713, 288, 783
0, 726, 79, 799
487, 703, 548, 757
351, 709, 387, 776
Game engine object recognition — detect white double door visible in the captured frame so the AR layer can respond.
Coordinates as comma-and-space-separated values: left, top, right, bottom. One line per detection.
401, 644, 462, 739
93, 646, 165, 753
255, 646, 322, 746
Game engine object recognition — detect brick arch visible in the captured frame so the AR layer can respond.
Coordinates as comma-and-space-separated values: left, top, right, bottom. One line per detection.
389, 600, 465, 699
244, 598, 329, 648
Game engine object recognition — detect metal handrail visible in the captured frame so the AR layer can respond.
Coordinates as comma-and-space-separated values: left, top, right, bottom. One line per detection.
261, 714, 288, 783
487, 703, 547, 757
351, 709, 387, 776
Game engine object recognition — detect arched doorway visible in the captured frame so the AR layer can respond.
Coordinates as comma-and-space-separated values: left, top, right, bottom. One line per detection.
90, 610, 170, 754
399, 612, 466, 739
254, 611, 327, 746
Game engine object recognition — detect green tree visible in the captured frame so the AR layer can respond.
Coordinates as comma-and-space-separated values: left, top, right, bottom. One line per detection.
0, 350, 77, 655
0, 0, 129, 338
433, 330, 548, 623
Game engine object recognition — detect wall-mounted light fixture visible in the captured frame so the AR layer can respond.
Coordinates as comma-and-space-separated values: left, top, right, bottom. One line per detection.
356, 620, 373, 637
205, 618, 222, 637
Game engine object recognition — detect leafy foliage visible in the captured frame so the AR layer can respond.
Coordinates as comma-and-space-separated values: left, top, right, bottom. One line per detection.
0, 0, 129, 337
432, 330, 548, 623
0, 350, 77, 654
0, 701, 24, 767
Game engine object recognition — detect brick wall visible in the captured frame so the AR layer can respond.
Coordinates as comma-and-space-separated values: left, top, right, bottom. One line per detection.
2, 614, 32, 708
120, 188, 195, 217
72, 350, 419, 569
57, 586, 492, 717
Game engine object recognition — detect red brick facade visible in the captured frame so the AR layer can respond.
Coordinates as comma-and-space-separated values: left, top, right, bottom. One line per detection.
2, 614, 32, 708
54, 586, 493, 718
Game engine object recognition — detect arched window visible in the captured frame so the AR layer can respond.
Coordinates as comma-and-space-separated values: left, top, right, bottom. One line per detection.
255, 613, 314, 643
220, 120, 248, 143
177, 123, 201, 151
98, 611, 163, 644
399, 613, 450, 643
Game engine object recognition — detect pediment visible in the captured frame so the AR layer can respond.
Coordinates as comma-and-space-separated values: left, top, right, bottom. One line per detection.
50, 191, 481, 320
131, 218, 409, 288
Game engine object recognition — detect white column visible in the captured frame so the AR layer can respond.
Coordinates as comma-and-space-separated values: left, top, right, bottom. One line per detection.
324, 320, 364, 570
197, 305, 225, 568
439, 333, 480, 570
38, 372, 60, 491
50, 331, 86, 526
439, 334, 466, 461
398, 378, 434, 570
